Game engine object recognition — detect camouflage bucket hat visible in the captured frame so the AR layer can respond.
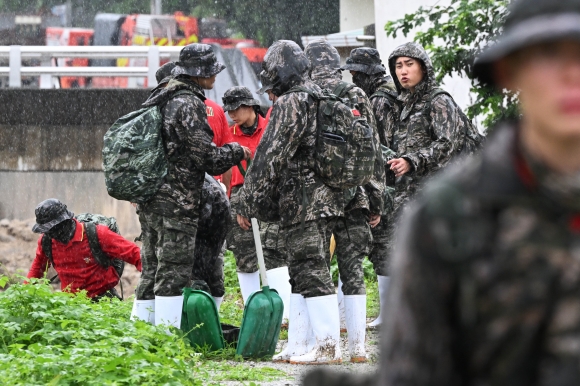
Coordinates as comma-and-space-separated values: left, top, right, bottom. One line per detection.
172, 43, 226, 78
304, 39, 341, 70
222, 86, 261, 111
32, 198, 74, 234
156, 61, 177, 85
474, 0, 580, 85
341, 47, 386, 75
257, 71, 273, 94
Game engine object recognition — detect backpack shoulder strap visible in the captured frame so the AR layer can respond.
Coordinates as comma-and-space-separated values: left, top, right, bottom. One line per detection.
424, 88, 453, 121
331, 81, 355, 99
370, 89, 397, 101
84, 222, 111, 270
41, 234, 54, 267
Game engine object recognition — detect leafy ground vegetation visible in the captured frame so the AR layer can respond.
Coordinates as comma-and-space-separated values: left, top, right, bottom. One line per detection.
0, 252, 379, 385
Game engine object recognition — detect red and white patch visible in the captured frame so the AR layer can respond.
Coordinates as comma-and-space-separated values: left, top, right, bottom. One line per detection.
206, 106, 214, 117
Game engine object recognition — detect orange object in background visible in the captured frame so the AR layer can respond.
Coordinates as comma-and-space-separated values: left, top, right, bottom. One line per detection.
46, 27, 94, 88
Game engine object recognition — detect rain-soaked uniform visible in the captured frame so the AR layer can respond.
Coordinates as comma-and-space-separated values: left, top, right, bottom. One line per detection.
382, 42, 466, 273
306, 41, 386, 296
237, 41, 345, 298
136, 77, 244, 299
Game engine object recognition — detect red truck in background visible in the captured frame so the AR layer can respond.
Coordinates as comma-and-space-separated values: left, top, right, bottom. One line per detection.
49, 12, 267, 89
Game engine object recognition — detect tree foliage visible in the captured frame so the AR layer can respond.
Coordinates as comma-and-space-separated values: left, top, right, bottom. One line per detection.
385, 0, 519, 131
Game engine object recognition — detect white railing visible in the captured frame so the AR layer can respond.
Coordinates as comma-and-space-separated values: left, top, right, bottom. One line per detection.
0, 45, 183, 88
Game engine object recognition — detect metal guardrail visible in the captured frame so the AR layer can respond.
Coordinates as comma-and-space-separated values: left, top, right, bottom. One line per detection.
0, 45, 183, 88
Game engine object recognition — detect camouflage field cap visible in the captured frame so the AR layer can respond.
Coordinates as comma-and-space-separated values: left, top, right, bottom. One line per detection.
32, 198, 74, 234
474, 0, 580, 85
156, 61, 177, 85
172, 43, 226, 78
257, 71, 273, 94
222, 86, 261, 111
304, 39, 341, 70
341, 47, 386, 75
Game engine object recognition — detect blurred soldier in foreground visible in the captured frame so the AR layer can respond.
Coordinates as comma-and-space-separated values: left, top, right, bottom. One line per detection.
341, 48, 397, 328
133, 44, 250, 328
305, 39, 387, 362
305, 0, 580, 384
237, 40, 345, 364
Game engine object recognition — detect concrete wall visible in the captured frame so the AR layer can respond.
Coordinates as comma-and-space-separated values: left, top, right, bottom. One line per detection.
0, 89, 150, 233
340, 0, 375, 31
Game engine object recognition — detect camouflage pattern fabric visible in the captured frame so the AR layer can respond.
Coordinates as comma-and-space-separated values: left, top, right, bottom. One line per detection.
325, 209, 372, 295
140, 77, 244, 226
284, 218, 338, 298
367, 215, 391, 276
227, 186, 286, 272
260, 221, 287, 268
191, 242, 225, 297
171, 43, 226, 78
236, 79, 346, 226
135, 210, 198, 299
379, 123, 580, 384
307, 46, 386, 215
385, 42, 466, 216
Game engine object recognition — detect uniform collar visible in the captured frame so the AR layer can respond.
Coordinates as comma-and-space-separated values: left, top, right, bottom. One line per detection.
233, 114, 266, 136
71, 219, 84, 243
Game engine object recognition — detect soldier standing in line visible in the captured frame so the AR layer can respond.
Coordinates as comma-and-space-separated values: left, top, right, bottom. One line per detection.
221, 86, 291, 324
304, 39, 387, 362
131, 44, 250, 328
341, 48, 398, 329
236, 40, 345, 364
305, 0, 580, 384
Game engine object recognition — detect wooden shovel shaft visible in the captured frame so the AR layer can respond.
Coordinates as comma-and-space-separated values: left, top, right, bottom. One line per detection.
251, 218, 268, 287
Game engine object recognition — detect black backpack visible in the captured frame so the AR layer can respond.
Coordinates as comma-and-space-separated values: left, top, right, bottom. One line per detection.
424, 89, 485, 156
41, 213, 125, 297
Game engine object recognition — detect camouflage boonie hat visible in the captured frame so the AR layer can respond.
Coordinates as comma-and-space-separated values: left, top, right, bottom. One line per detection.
474, 0, 580, 85
262, 40, 310, 84
222, 86, 261, 111
172, 43, 226, 78
257, 71, 273, 94
304, 39, 341, 70
341, 47, 386, 75
156, 61, 177, 85
32, 198, 74, 234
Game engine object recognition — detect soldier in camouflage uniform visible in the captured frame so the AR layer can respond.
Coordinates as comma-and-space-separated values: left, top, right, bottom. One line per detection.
305, 39, 386, 362
341, 47, 398, 328
236, 40, 344, 364
306, 0, 580, 384
134, 43, 250, 328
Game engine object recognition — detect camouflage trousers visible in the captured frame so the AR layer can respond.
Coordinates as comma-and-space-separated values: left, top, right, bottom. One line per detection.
326, 209, 372, 295
284, 218, 341, 298
191, 241, 225, 297
227, 186, 287, 272
136, 210, 198, 299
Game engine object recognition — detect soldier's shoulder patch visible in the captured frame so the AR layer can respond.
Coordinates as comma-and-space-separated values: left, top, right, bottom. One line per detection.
206, 106, 214, 117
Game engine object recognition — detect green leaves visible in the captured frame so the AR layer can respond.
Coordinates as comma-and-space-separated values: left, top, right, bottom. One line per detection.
385, 0, 518, 131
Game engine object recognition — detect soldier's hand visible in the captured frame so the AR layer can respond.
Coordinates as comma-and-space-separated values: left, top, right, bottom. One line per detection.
387, 158, 411, 178
237, 214, 251, 230
242, 146, 252, 161
369, 214, 381, 228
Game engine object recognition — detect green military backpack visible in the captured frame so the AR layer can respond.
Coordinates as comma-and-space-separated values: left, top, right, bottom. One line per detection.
287, 85, 376, 190
41, 213, 126, 298
102, 90, 194, 204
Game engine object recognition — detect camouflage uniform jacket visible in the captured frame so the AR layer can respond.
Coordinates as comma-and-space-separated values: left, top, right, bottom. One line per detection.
311, 67, 386, 215
237, 80, 346, 226
380, 124, 580, 385
368, 75, 398, 152
386, 42, 465, 213
141, 78, 244, 224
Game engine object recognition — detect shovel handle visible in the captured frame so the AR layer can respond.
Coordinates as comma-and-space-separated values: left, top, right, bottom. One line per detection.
251, 218, 268, 287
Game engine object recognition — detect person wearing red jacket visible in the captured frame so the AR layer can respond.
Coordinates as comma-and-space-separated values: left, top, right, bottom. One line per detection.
222, 86, 290, 323
26, 199, 142, 300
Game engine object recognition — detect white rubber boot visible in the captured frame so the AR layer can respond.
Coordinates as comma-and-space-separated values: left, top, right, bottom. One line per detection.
213, 296, 223, 311
337, 277, 346, 332
290, 294, 342, 364
344, 294, 367, 362
266, 266, 292, 326
273, 294, 315, 362
237, 271, 261, 304
367, 275, 390, 329
130, 299, 155, 324
154, 295, 183, 329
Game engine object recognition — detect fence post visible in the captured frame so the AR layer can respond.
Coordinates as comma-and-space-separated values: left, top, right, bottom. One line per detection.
148, 45, 160, 88
9, 45, 22, 88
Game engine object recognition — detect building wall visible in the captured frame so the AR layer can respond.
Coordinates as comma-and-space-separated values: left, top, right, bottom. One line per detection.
340, 0, 375, 32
